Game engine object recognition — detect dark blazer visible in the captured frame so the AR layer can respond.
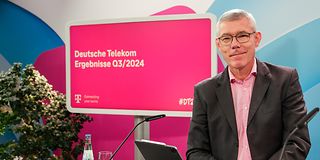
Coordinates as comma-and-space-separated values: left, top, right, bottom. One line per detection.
187, 59, 310, 160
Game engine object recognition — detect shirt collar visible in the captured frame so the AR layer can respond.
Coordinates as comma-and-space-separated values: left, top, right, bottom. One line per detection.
229, 58, 257, 83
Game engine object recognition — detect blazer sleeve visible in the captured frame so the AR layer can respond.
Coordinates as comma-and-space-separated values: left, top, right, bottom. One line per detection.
269, 69, 311, 160
186, 86, 216, 160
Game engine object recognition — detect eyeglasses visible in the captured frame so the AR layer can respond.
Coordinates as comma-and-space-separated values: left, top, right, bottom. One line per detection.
218, 32, 256, 46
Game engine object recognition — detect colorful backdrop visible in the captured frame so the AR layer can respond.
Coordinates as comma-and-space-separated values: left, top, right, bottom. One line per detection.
1, 0, 319, 159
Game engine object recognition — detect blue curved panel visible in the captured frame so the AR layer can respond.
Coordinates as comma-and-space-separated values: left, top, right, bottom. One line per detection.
0, 1, 64, 65
257, 19, 320, 93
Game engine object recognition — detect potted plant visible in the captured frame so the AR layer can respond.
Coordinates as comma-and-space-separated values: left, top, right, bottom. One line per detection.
0, 63, 92, 159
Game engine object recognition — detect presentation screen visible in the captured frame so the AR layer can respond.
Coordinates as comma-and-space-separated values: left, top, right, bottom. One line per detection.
66, 14, 216, 117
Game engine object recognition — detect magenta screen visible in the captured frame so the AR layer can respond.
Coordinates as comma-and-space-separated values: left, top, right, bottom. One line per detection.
66, 14, 216, 116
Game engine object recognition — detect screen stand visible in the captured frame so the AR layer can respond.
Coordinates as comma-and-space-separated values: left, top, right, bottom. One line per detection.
134, 116, 149, 160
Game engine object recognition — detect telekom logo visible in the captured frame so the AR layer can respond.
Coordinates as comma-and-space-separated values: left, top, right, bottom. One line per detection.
75, 94, 81, 103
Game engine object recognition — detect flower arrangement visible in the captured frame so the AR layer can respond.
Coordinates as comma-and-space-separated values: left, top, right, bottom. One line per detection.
0, 63, 92, 159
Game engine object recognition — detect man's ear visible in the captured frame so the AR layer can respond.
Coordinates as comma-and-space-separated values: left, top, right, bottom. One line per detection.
215, 38, 221, 49
255, 31, 262, 47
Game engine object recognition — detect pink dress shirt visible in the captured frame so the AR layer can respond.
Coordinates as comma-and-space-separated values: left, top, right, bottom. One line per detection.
229, 60, 257, 160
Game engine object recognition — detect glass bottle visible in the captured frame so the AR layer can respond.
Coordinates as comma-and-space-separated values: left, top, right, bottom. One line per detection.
82, 134, 94, 160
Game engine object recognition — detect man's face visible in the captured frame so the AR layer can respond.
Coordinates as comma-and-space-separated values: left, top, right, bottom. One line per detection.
216, 17, 261, 71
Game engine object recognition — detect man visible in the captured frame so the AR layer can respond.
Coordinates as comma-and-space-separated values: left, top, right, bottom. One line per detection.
187, 9, 310, 160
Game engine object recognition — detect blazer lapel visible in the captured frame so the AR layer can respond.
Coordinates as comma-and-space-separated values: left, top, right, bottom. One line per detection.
216, 69, 238, 137
248, 60, 271, 125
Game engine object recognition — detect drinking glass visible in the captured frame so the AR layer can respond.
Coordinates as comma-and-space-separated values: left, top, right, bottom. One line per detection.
98, 151, 113, 160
